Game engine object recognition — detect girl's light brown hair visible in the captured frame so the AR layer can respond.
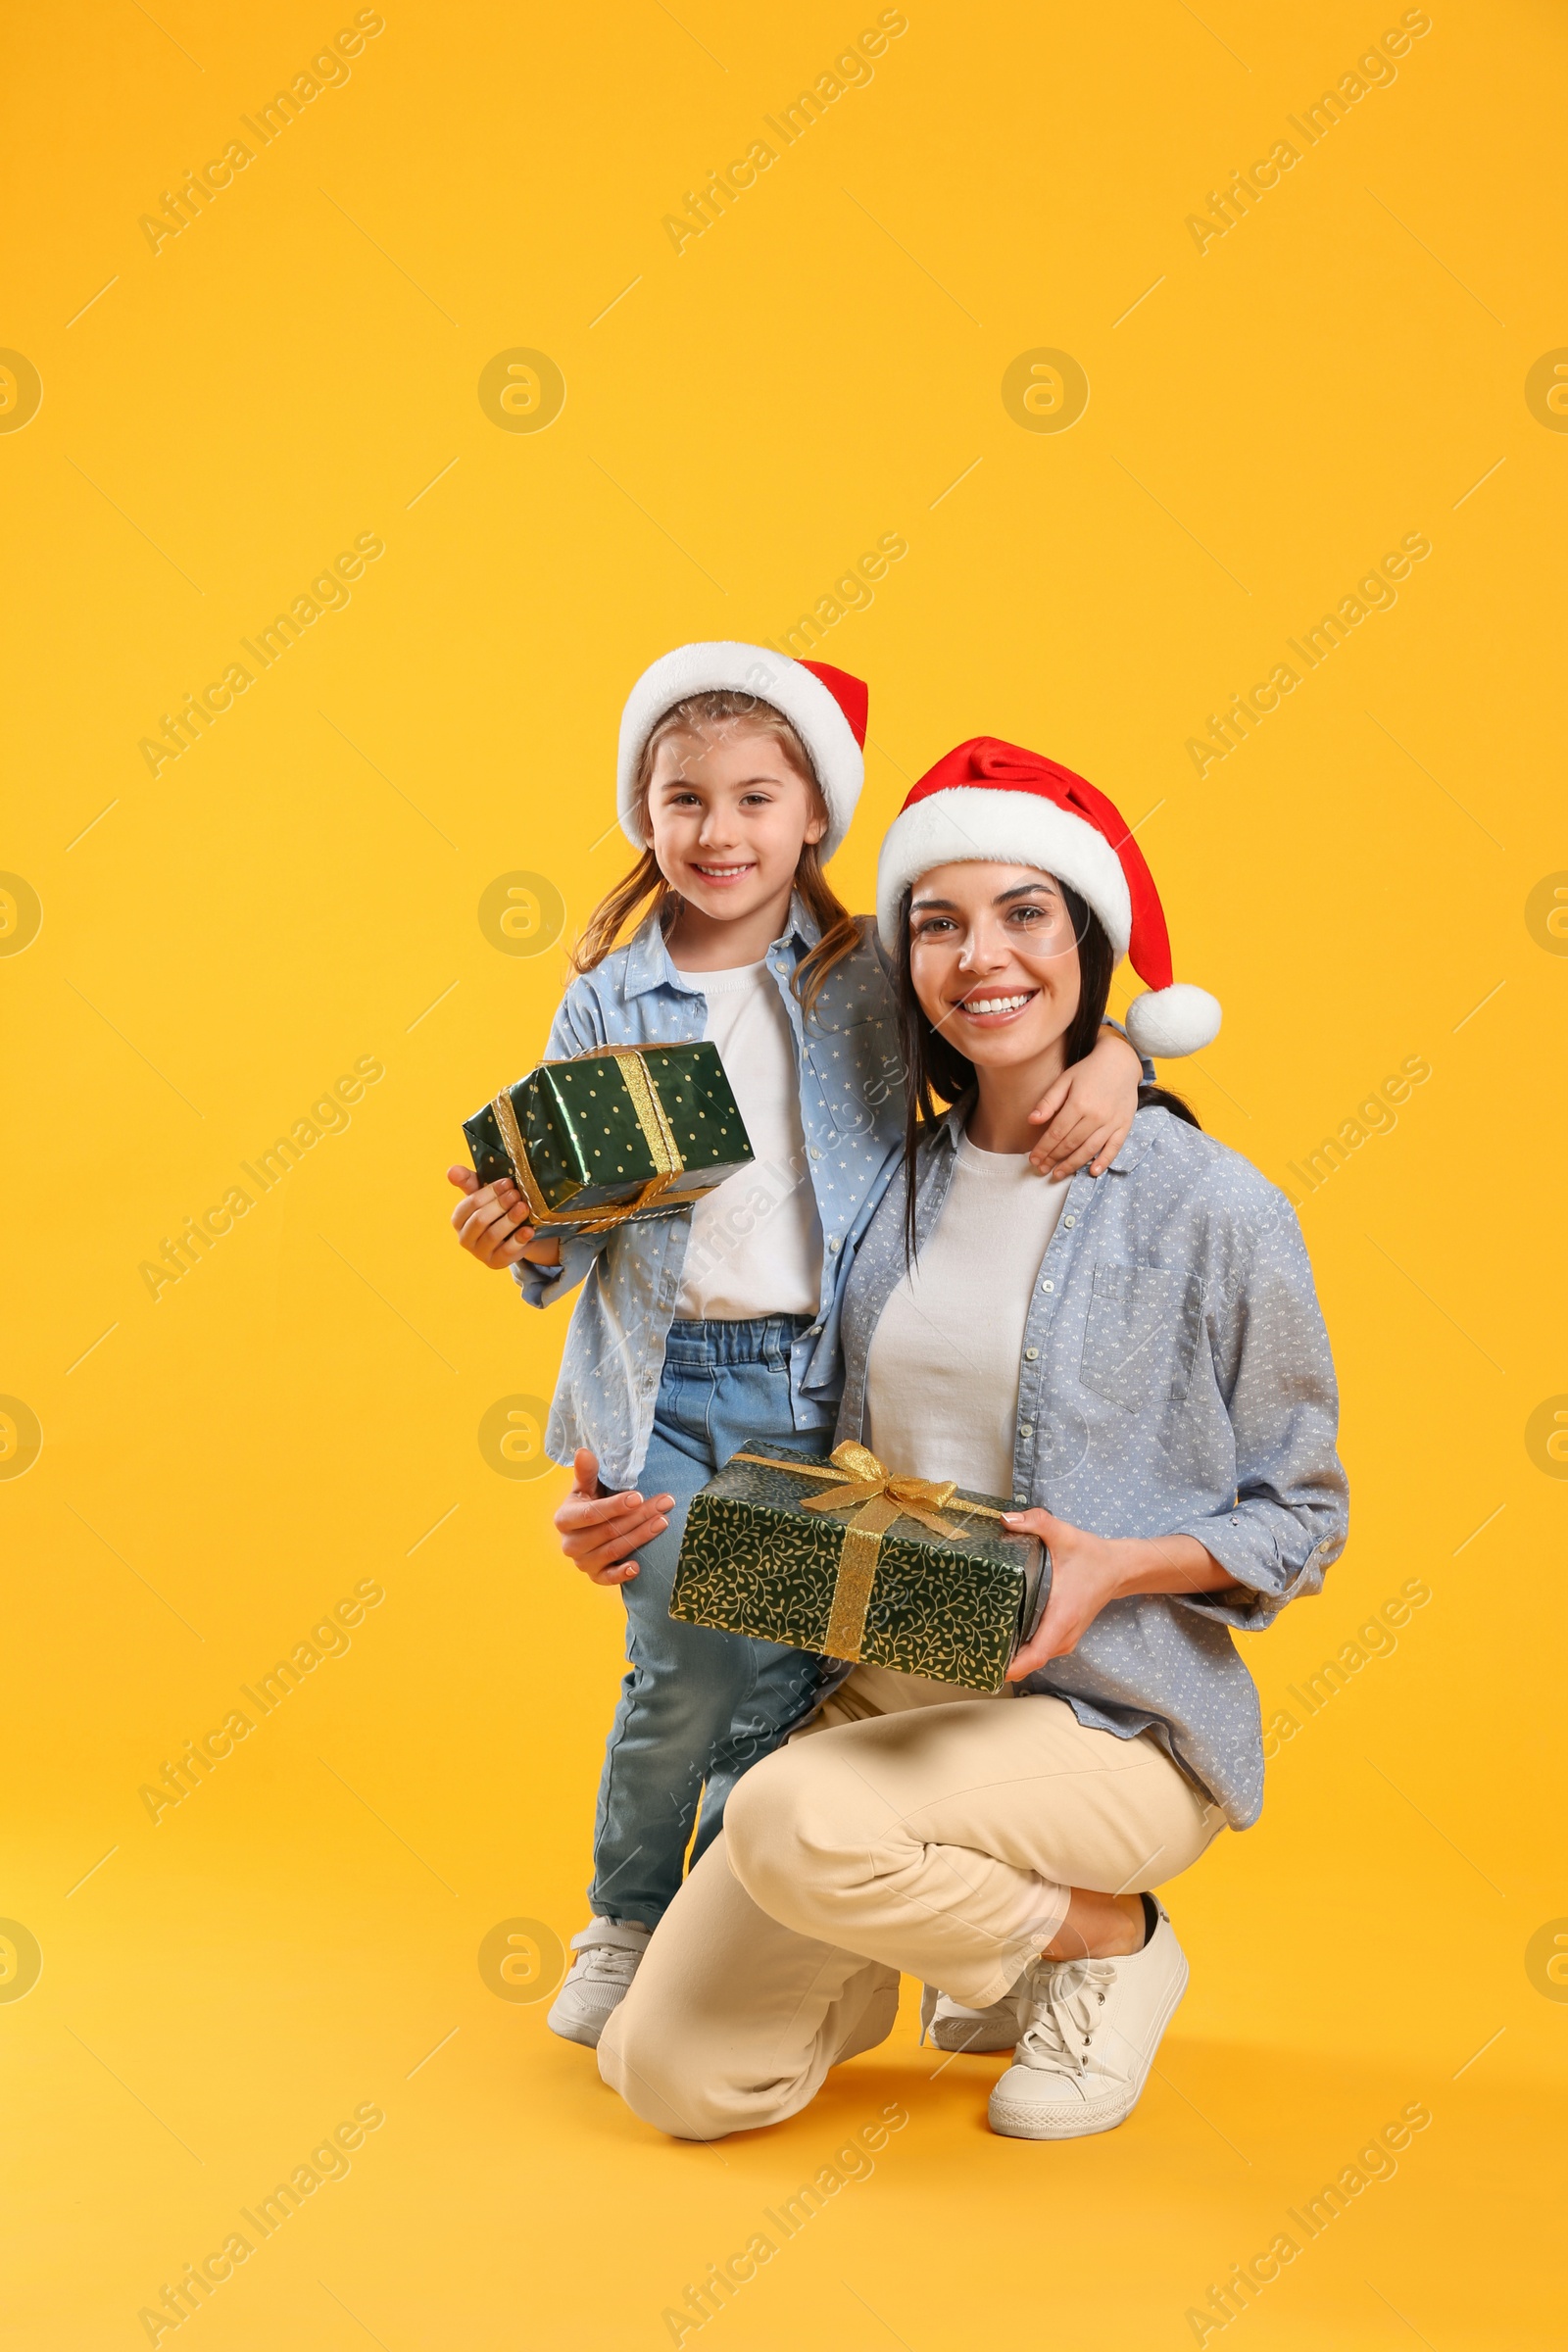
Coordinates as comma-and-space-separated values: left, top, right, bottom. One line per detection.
570, 689, 861, 1020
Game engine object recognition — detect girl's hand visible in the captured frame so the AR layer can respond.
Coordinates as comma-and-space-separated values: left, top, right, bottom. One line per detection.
1002, 1510, 1236, 1678
447, 1166, 562, 1267
1026, 1025, 1143, 1178
554, 1448, 675, 1587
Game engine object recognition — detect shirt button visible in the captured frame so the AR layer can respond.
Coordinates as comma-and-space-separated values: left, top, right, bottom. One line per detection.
1063, 1214, 1076, 1228
809, 1147, 821, 1160
1018, 1422, 1033, 1438
828, 1238, 841, 1253
1024, 1347, 1039, 1360
1041, 1280, 1054, 1293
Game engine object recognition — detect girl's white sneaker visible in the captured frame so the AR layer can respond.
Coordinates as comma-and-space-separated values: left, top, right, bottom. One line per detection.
988, 1901, 1188, 2140
546, 1918, 651, 2048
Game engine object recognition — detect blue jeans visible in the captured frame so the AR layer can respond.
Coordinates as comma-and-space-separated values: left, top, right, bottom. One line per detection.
589, 1315, 834, 1930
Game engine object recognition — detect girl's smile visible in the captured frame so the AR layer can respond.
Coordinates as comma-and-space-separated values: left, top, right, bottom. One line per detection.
687, 858, 759, 884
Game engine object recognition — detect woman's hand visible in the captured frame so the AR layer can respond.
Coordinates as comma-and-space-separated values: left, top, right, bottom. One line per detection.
1002, 1509, 1235, 1678
447, 1166, 562, 1268
1026, 1025, 1143, 1178
554, 1448, 675, 1587
1003, 1510, 1122, 1675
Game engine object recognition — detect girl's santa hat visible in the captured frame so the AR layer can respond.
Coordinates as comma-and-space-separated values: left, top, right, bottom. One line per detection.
617, 641, 868, 860
875, 737, 1221, 1058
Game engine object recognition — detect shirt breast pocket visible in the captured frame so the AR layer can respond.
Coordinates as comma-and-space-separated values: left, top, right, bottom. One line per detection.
1079, 1263, 1202, 1412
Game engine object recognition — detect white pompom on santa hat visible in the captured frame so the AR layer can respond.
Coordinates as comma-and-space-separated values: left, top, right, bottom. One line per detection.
617, 641, 868, 861
875, 737, 1221, 1058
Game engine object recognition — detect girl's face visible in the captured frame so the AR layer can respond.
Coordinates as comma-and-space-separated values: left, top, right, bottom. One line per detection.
908, 862, 1084, 1071
646, 722, 825, 930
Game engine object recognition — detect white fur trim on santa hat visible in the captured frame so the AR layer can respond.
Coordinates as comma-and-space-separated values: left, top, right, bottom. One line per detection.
874, 787, 1132, 956
616, 641, 864, 860
1125, 984, 1222, 1058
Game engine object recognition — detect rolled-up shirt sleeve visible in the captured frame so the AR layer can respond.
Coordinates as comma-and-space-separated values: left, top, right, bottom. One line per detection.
1171, 1196, 1348, 1631
510, 985, 614, 1311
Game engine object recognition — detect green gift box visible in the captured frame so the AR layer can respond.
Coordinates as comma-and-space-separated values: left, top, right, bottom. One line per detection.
464, 1041, 754, 1240
669, 1440, 1050, 1695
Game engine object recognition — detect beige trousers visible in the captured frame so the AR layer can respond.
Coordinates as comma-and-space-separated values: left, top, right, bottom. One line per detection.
598, 1681, 1220, 2139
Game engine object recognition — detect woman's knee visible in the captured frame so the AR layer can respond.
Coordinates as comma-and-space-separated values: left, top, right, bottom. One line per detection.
723, 1737, 882, 1921
598, 1998, 732, 2141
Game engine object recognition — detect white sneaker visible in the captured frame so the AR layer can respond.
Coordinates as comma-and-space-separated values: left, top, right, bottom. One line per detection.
988, 1900, 1188, 2140
547, 1918, 651, 2049
919, 1976, 1028, 2054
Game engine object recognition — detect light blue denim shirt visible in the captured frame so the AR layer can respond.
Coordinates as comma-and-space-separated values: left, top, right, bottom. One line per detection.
834, 1103, 1350, 1828
516, 902, 905, 1489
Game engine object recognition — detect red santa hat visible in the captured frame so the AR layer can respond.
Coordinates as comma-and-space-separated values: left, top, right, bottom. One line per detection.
875, 737, 1221, 1058
617, 641, 868, 860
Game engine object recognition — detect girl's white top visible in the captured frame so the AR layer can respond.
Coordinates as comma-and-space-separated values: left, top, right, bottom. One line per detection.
672, 959, 824, 1321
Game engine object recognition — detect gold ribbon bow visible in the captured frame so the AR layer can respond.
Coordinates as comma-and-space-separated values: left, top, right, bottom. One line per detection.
797, 1442, 963, 1542
492, 1048, 689, 1236
733, 1442, 994, 1662
798, 1443, 961, 1657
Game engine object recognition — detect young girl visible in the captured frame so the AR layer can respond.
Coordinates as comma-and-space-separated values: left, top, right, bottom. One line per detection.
448, 644, 1144, 2049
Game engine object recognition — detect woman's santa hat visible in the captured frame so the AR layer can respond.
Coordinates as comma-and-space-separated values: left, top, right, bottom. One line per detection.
617, 641, 868, 860
876, 737, 1221, 1058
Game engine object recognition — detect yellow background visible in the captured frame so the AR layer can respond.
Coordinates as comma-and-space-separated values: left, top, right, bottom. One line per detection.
3, 0, 1565, 2344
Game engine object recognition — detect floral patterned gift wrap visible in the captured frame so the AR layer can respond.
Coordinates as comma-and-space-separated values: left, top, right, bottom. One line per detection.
669, 1441, 1050, 1695
463, 1040, 753, 1240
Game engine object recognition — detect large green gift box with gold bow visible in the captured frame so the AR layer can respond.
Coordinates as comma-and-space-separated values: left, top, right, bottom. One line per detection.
669, 1441, 1050, 1695
463, 1041, 754, 1240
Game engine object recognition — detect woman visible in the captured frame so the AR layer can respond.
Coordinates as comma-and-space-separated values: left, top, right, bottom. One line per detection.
597, 738, 1348, 2144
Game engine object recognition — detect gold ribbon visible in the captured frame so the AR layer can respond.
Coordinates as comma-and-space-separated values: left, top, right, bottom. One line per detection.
491, 1086, 552, 1226
491, 1047, 692, 1236
796, 1441, 964, 1541
730, 1444, 1011, 1664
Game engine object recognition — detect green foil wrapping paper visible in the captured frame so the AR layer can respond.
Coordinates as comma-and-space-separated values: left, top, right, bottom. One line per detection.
463, 1040, 753, 1239
669, 1441, 1050, 1695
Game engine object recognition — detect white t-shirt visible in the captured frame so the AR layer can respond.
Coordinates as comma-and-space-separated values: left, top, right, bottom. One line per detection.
864, 1133, 1069, 1495
847, 1134, 1068, 1714
672, 960, 824, 1321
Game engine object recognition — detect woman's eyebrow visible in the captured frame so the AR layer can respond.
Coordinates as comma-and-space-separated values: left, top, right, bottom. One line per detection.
911, 880, 1055, 913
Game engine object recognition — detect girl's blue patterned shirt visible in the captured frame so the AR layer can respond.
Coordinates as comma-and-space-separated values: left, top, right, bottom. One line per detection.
516, 902, 905, 1489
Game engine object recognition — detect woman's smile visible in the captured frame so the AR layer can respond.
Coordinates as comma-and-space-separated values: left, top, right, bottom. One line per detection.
952, 986, 1040, 1025
687, 858, 758, 885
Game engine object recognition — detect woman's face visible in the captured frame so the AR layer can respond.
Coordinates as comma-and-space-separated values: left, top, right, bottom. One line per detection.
907, 862, 1083, 1070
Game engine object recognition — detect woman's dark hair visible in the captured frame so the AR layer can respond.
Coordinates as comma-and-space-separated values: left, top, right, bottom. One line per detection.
895, 877, 1200, 1258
